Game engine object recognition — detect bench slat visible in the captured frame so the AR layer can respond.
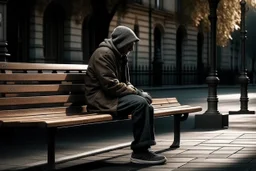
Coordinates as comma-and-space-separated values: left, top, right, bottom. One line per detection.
0, 84, 85, 93
153, 103, 181, 108
166, 98, 180, 103
0, 106, 87, 117
1, 114, 112, 127
0, 95, 85, 106
0, 113, 71, 121
0, 113, 95, 122
152, 98, 178, 105
154, 106, 202, 117
0, 62, 87, 71
154, 105, 199, 110
0, 110, 94, 119
154, 105, 192, 110
0, 73, 85, 81
46, 114, 113, 127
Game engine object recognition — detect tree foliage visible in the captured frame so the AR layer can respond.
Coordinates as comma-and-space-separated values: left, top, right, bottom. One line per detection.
187, 0, 256, 46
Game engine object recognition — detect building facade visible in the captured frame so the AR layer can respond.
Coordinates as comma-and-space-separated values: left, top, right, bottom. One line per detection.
6, 0, 242, 86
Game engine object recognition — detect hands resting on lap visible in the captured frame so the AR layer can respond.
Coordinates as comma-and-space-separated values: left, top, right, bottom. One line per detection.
127, 85, 152, 104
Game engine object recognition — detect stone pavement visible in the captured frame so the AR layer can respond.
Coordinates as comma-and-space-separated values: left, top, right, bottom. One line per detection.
0, 114, 255, 171
55, 115, 256, 171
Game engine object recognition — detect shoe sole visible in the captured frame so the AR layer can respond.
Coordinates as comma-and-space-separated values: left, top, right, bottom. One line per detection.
130, 157, 167, 165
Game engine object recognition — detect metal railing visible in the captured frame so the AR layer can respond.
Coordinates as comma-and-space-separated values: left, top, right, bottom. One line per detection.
130, 65, 200, 86
130, 65, 242, 86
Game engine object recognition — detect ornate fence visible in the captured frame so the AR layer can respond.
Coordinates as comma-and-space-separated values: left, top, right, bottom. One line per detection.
130, 65, 201, 86
130, 65, 252, 86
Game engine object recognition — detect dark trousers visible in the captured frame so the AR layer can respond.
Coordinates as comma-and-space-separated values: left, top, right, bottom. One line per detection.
117, 94, 156, 151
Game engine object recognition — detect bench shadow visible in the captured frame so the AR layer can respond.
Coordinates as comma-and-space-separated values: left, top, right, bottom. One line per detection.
61, 148, 176, 171
17, 148, 175, 171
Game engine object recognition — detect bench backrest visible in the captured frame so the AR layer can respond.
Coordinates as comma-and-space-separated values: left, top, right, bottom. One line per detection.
0, 62, 181, 115
0, 62, 87, 113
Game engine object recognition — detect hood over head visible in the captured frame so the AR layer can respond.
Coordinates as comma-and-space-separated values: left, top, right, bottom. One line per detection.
111, 26, 140, 50
99, 38, 121, 56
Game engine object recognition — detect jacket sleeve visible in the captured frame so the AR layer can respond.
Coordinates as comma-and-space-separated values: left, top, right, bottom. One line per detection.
93, 52, 137, 97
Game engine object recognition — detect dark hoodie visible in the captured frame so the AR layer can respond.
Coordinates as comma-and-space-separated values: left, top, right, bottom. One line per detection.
84, 39, 137, 113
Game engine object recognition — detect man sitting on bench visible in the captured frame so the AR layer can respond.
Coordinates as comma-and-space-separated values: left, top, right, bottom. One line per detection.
84, 25, 167, 165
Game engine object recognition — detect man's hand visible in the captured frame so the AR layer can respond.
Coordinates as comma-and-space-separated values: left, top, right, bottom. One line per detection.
128, 86, 152, 104
127, 84, 137, 93
127, 84, 135, 90
141, 91, 152, 104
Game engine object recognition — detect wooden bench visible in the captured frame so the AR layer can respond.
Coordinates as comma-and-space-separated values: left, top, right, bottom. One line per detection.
0, 62, 202, 170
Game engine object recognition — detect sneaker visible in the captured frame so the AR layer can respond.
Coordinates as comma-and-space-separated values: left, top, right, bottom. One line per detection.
130, 150, 167, 165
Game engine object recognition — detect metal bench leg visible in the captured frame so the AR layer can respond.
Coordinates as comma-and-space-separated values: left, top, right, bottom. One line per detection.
170, 114, 181, 148
170, 113, 189, 148
47, 127, 56, 170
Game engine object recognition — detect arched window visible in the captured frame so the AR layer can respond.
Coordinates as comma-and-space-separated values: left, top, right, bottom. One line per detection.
7, 0, 30, 62
154, 27, 162, 59
153, 26, 163, 86
43, 2, 65, 63
133, 24, 139, 69
82, 15, 95, 64
197, 32, 204, 84
197, 32, 204, 68
176, 25, 187, 85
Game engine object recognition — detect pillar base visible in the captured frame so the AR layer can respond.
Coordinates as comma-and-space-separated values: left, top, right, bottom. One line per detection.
229, 110, 255, 115
195, 114, 229, 129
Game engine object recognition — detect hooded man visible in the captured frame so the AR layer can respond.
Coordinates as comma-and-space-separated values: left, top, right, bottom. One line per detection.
84, 25, 167, 165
